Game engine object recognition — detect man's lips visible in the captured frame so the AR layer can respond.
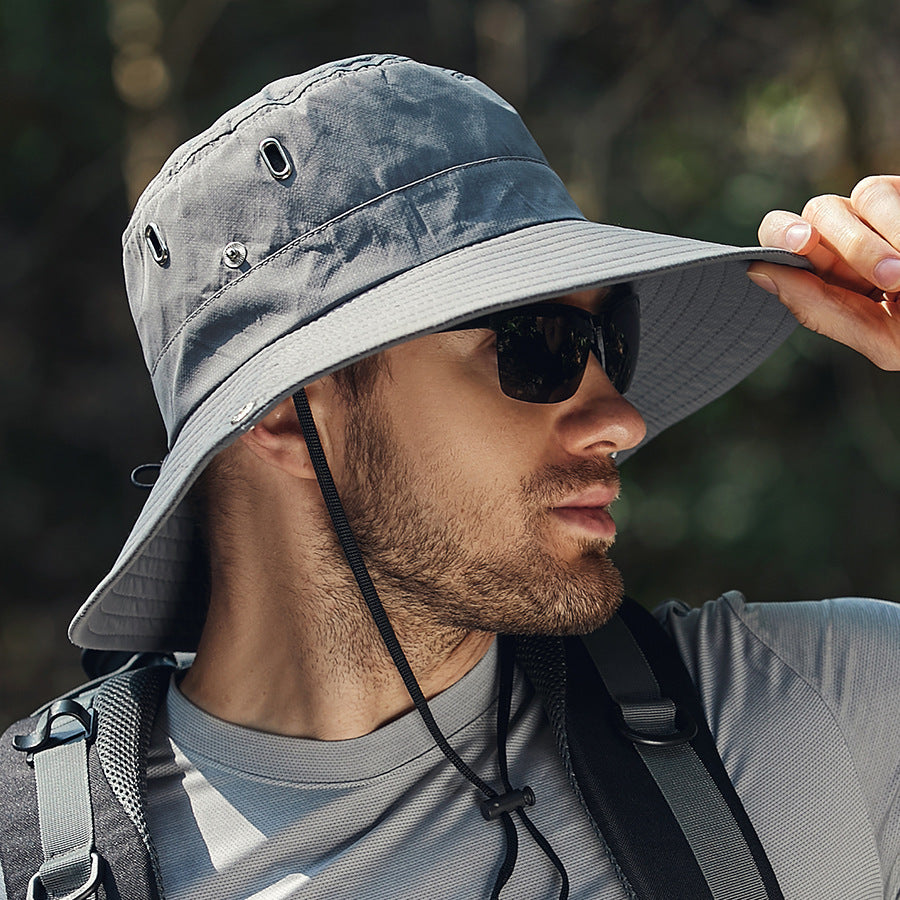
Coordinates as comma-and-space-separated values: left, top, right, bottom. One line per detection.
553, 485, 620, 510
550, 484, 620, 539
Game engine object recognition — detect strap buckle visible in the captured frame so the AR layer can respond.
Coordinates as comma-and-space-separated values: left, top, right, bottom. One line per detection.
13, 699, 98, 764
26, 850, 102, 900
617, 700, 698, 747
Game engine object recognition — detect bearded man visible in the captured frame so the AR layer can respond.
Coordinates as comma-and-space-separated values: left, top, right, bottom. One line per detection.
2, 55, 899, 900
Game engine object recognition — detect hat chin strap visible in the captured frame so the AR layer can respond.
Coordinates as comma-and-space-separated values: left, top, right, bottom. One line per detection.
291, 389, 569, 900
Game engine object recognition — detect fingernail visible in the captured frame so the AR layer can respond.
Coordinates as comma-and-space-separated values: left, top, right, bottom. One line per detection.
747, 271, 778, 294
785, 222, 812, 252
874, 257, 900, 291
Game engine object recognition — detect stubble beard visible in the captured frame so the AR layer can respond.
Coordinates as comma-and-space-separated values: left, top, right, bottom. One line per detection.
334, 390, 625, 640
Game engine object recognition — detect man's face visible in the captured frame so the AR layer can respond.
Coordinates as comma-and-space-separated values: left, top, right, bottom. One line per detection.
333, 291, 647, 637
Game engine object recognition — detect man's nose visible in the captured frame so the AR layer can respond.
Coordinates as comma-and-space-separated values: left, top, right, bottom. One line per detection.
555, 354, 647, 457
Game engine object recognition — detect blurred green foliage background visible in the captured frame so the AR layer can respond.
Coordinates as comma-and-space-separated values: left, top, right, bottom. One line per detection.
2, 0, 898, 722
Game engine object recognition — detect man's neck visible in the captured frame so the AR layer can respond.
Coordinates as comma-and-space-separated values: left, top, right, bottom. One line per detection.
179, 567, 495, 740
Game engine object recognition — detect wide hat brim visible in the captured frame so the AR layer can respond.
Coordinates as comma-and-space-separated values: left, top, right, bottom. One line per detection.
69, 218, 805, 651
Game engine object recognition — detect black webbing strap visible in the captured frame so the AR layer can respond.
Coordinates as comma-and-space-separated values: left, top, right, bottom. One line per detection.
567, 598, 783, 900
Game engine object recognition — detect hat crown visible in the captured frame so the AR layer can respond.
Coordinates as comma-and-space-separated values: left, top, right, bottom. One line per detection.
122, 54, 581, 443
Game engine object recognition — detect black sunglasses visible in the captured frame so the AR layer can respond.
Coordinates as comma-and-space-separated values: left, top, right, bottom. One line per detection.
447, 284, 640, 403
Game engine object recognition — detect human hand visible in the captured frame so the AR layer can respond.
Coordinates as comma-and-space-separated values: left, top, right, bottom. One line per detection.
749, 175, 900, 370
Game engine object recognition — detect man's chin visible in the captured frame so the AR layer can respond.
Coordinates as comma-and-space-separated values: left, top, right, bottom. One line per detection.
525, 591, 624, 636
501, 556, 626, 637
546, 596, 625, 635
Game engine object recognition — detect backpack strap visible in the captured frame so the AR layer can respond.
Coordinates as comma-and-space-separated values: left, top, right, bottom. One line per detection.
0, 664, 173, 900
12, 700, 101, 900
568, 598, 783, 900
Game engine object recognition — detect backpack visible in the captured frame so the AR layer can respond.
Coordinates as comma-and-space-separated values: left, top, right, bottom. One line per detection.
0, 599, 782, 900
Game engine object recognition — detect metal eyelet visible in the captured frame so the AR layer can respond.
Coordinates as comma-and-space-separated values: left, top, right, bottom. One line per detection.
258, 137, 293, 180
223, 241, 248, 269
144, 222, 169, 265
230, 400, 256, 425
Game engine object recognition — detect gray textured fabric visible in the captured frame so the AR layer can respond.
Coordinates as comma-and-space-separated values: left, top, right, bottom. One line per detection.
146, 641, 619, 900
33, 739, 94, 898
658, 593, 900, 900
67, 53, 807, 653
142, 597, 900, 900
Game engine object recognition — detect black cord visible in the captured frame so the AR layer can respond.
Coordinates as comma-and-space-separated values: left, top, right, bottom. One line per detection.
516, 811, 571, 900
490, 814, 519, 900
496, 637, 570, 900
292, 390, 496, 798
293, 390, 567, 898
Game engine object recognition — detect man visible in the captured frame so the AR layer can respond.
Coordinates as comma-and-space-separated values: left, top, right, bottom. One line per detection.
1, 54, 898, 900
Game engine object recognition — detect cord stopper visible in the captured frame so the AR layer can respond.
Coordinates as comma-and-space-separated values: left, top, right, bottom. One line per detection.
480, 786, 536, 821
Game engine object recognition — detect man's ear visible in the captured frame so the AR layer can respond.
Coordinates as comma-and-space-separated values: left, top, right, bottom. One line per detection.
239, 385, 334, 481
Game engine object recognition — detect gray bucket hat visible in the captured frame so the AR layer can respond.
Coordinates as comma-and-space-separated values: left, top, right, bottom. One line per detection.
69, 53, 805, 652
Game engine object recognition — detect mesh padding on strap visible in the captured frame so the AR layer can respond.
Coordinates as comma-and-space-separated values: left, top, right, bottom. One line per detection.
94, 667, 171, 900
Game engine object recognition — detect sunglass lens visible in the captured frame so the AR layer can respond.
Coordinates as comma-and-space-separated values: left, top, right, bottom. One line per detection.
495, 310, 592, 403
599, 291, 640, 394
